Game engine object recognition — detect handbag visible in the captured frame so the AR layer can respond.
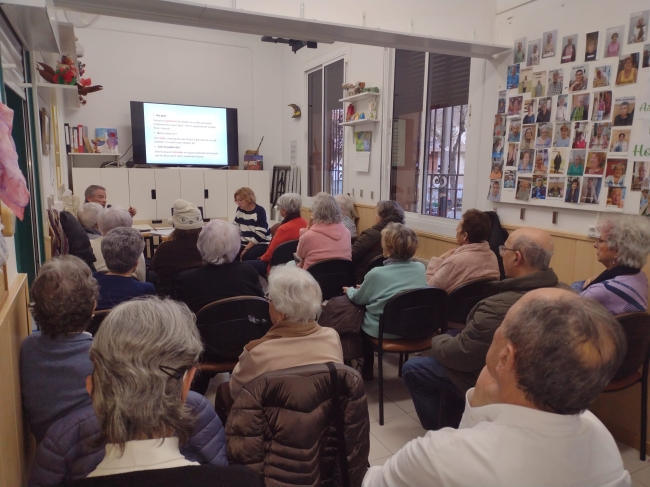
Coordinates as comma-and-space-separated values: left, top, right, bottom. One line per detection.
318, 295, 365, 335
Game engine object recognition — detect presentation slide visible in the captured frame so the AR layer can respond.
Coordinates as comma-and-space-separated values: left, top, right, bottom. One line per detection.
143, 103, 229, 166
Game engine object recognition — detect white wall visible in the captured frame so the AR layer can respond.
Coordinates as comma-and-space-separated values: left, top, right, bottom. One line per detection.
477, 0, 650, 235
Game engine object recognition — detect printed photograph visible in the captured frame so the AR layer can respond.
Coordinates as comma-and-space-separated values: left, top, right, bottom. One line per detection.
613, 96, 635, 126
554, 122, 572, 148
640, 191, 650, 216
606, 186, 626, 209
534, 149, 549, 174
507, 118, 522, 142
549, 148, 569, 174
604, 159, 628, 186
536, 97, 552, 123
644, 44, 650, 67
492, 137, 505, 159
490, 160, 504, 179
542, 30, 558, 58
568, 150, 586, 176
520, 124, 536, 150
589, 122, 612, 150
632, 161, 650, 190
556, 94, 570, 121
580, 177, 602, 204
514, 37, 527, 64
610, 129, 631, 154
494, 114, 506, 137
507, 64, 520, 90
504, 170, 517, 189
518, 66, 534, 94
515, 177, 532, 201
518, 149, 534, 172
535, 124, 553, 149
547, 176, 565, 198
531, 70, 547, 98
497, 90, 506, 114
584, 151, 607, 176
571, 121, 589, 149
565, 178, 581, 203
591, 90, 612, 121
506, 143, 519, 167
522, 99, 537, 124
605, 26, 624, 58
547, 69, 564, 95
616, 53, 640, 85
629, 11, 649, 44
528, 39, 541, 66
487, 180, 501, 202
531, 176, 547, 200
593, 65, 611, 87
569, 65, 589, 92
508, 95, 523, 117
561, 34, 578, 63
570, 94, 590, 121
585, 32, 599, 61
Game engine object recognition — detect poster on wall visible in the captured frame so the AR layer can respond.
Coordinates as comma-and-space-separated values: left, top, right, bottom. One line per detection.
547, 68, 563, 95
561, 34, 578, 63
514, 37, 527, 64
508, 96, 523, 117
589, 122, 611, 150
531, 176, 547, 199
565, 178, 581, 203
610, 129, 631, 153
498, 91, 506, 114
580, 177, 602, 204
613, 96, 635, 126
532, 71, 547, 97
508, 118, 521, 142
550, 148, 569, 174
593, 65, 611, 88
556, 94, 570, 121
605, 26, 624, 57
643, 45, 650, 68
632, 161, 650, 190
542, 30, 558, 58
523, 99, 536, 123
516, 177, 532, 201
548, 177, 565, 198
504, 170, 516, 189
628, 11, 649, 44
604, 159, 628, 186
487, 180, 501, 201
528, 39, 541, 66
519, 67, 533, 93
507, 64, 520, 90
569, 65, 589, 92
606, 186, 626, 209
553, 124, 572, 148
591, 91, 612, 121
572, 122, 589, 148
570, 94, 590, 121
616, 53, 640, 85
585, 32, 599, 62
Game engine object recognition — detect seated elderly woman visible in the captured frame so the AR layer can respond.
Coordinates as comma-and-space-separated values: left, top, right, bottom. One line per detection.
68, 297, 260, 487
573, 214, 650, 315
151, 199, 204, 289
93, 228, 155, 310
76, 202, 104, 240
228, 265, 343, 399
90, 206, 146, 281
248, 192, 307, 277
233, 187, 272, 261
334, 193, 359, 238
345, 223, 427, 379
296, 192, 351, 269
175, 219, 263, 314
20, 255, 97, 443
351, 200, 405, 283
426, 209, 500, 292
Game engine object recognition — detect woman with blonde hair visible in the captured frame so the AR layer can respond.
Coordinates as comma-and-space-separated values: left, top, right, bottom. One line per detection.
233, 187, 271, 261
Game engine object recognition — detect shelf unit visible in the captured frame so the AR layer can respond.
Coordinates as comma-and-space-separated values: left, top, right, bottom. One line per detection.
35, 83, 79, 109
341, 119, 380, 127
339, 92, 380, 103
340, 90, 380, 128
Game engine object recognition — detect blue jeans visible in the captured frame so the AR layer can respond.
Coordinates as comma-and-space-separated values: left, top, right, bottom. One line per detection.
403, 356, 463, 430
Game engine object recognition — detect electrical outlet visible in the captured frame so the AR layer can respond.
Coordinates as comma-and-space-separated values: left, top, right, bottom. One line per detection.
587, 226, 598, 237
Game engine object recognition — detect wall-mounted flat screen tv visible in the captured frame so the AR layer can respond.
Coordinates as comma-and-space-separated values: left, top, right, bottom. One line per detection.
130, 101, 239, 167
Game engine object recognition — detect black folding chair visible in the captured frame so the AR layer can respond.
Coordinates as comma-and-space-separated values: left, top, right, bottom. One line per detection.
307, 259, 355, 301
363, 287, 448, 425
365, 255, 387, 276
86, 309, 111, 336
270, 239, 299, 267
603, 312, 650, 460
446, 278, 498, 327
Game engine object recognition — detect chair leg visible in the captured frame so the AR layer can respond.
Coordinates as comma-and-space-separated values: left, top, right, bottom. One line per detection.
398, 353, 404, 378
379, 348, 384, 426
642, 375, 648, 461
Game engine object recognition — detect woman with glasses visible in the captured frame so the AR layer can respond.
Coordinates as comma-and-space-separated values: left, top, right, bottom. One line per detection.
572, 215, 650, 315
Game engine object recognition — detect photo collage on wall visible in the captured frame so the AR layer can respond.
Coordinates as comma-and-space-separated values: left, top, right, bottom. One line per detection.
491, 9, 650, 213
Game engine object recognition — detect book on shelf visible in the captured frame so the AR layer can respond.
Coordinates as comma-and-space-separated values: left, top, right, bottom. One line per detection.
77, 125, 85, 153
71, 126, 78, 153
64, 123, 71, 153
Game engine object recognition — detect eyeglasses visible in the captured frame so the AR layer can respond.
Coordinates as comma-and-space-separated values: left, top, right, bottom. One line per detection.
159, 365, 186, 380
498, 245, 517, 255
595, 237, 608, 245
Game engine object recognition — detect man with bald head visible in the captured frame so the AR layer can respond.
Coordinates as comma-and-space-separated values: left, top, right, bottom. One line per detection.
364, 289, 629, 487
404, 227, 566, 430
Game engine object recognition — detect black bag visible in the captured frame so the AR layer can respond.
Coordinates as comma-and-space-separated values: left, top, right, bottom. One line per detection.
318, 295, 365, 335
485, 211, 509, 280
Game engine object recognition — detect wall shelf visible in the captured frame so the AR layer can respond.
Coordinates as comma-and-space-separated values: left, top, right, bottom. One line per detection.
339, 92, 380, 103
341, 119, 380, 128
35, 82, 80, 109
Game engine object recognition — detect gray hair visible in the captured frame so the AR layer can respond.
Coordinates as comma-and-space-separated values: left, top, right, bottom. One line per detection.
102, 227, 145, 273
504, 293, 626, 415
376, 200, 405, 224
311, 192, 342, 225
98, 206, 132, 235
334, 194, 355, 217
597, 215, 650, 268
90, 297, 203, 453
512, 236, 553, 271
277, 193, 302, 215
197, 219, 240, 265
77, 202, 104, 229
268, 265, 322, 323
84, 184, 105, 202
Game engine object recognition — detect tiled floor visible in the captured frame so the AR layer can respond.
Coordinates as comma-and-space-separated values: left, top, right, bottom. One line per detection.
205, 353, 650, 480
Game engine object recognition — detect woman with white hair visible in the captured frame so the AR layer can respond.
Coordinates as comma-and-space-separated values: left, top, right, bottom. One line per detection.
334, 193, 358, 238
248, 193, 307, 277
295, 192, 351, 269
175, 219, 263, 314
228, 265, 343, 399
74, 297, 260, 487
76, 202, 104, 239
90, 206, 146, 282
573, 214, 650, 315
93, 228, 154, 310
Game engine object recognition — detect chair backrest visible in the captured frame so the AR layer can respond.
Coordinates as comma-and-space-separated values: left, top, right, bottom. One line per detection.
196, 296, 272, 361
270, 239, 299, 267
307, 259, 356, 301
365, 255, 386, 275
447, 278, 498, 324
379, 287, 448, 340
613, 312, 650, 380
86, 309, 111, 336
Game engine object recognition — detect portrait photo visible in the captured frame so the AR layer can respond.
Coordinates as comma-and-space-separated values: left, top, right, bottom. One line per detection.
613, 96, 635, 126
631, 161, 650, 190
570, 94, 590, 121
518, 149, 534, 172
487, 180, 501, 202
533, 149, 549, 174
518, 66, 533, 94
585, 32, 599, 62
589, 122, 612, 150
640, 191, 650, 216
547, 176, 565, 198
536, 97, 552, 123
506, 143, 519, 167
605, 26, 624, 58
522, 99, 537, 124
535, 124, 552, 149
515, 177, 532, 201
565, 178, 581, 203
629, 11, 649, 44
542, 30, 558, 58
520, 124, 536, 150
593, 65, 611, 88
580, 177, 602, 204
508, 95, 523, 117
497, 90, 506, 114
555, 94, 570, 121
615, 53, 639, 85
513, 37, 527, 64
504, 170, 517, 189
494, 114, 506, 137
492, 137, 505, 159
591, 90, 612, 121
531, 176, 547, 200
561, 34, 578, 63
507, 64, 520, 90
569, 64, 589, 92
606, 186, 626, 209
567, 150, 586, 176
604, 159, 628, 187
643, 44, 650, 67
584, 151, 607, 176
610, 129, 631, 154
527, 38, 541, 66
550, 148, 569, 174
507, 118, 522, 142
547, 68, 564, 95
490, 160, 504, 179
553, 122, 572, 148
571, 121, 589, 149
531, 70, 547, 98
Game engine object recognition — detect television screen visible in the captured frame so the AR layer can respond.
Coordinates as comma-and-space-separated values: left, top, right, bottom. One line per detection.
130, 101, 238, 167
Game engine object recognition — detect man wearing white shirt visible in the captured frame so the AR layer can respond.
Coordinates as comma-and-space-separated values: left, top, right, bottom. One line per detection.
362, 288, 630, 487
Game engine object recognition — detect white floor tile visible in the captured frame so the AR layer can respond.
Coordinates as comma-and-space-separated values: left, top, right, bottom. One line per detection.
408, 412, 421, 425
369, 433, 391, 461
632, 479, 647, 487
369, 414, 427, 454
631, 466, 650, 486
369, 455, 392, 467
618, 441, 650, 474
366, 393, 408, 423
383, 385, 416, 414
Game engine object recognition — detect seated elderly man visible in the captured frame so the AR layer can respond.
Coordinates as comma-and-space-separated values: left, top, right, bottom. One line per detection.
64, 297, 260, 487
363, 288, 629, 487
175, 219, 263, 314
76, 202, 103, 239
90, 206, 146, 281
93, 228, 154, 310
84, 184, 137, 218
404, 227, 564, 430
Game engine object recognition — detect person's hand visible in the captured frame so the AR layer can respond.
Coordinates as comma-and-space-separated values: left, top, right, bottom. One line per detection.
342, 287, 350, 293
240, 249, 247, 261
128, 206, 137, 217
470, 366, 500, 408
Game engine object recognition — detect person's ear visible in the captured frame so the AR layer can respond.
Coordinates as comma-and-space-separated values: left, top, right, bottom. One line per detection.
495, 342, 516, 375
86, 375, 93, 397
181, 367, 197, 403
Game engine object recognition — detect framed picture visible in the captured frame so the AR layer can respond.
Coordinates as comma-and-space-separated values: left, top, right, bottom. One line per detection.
40, 108, 50, 156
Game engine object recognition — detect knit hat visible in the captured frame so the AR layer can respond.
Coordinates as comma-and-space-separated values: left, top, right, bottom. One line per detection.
171, 199, 203, 230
